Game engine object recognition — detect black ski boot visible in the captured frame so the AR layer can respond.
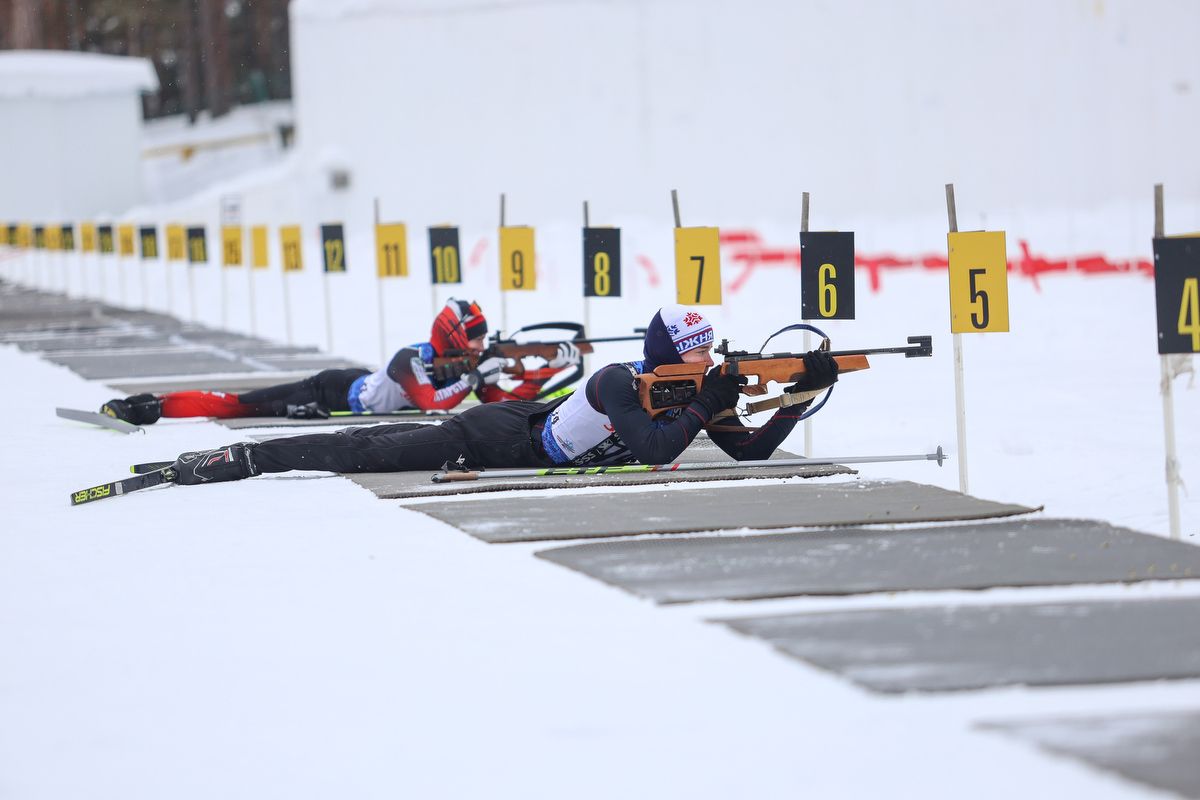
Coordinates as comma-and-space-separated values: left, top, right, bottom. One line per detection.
172, 444, 261, 485
286, 401, 330, 419
100, 393, 163, 425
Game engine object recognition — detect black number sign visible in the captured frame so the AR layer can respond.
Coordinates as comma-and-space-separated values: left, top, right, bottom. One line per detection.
583, 227, 621, 297
800, 231, 855, 320
139, 226, 158, 260
1153, 237, 1200, 354
428, 226, 462, 284
321, 223, 346, 273
186, 226, 207, 264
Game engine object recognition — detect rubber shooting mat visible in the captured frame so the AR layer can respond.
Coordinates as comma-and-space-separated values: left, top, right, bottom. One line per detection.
413, 479, 1035, 542
535, 518, 1200, 604
718, 597, 1200, 694
978, 711, 1200, 800
0, 281, 359, 380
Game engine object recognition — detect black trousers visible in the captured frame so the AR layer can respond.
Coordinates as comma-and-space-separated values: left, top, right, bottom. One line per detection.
237, 368, 370, 415
252, 400, 556, 474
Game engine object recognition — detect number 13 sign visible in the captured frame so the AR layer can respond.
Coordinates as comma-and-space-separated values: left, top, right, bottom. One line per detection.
947, 231, 1009, 333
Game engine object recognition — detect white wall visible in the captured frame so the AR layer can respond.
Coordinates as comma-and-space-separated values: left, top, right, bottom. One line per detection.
0, 51, 155, 220
0, 93, 146, 220
288, 0, 1200, 245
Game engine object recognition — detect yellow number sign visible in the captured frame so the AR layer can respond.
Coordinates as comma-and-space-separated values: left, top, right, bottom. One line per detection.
81, 223, 97, 253
674, 226, 722, 305
499, 226, 536, 291
947, 231, 1009, 333
376, 223, 408, 278
222, 225, 243, 267
118, 225, 135, 256
17, 224, 32, 249
251, 225, 269, 269
45, 226, 61, 251
166, 224, 185, 260
280, 226, 303, 272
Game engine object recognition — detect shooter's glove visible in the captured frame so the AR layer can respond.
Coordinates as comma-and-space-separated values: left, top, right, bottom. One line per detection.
172, 443, 260, 486
787, 351, 839, 394
547, 342, 582, 369
286, 401, 330, 420
694, 366, 746, 417
465, 356, 507, 390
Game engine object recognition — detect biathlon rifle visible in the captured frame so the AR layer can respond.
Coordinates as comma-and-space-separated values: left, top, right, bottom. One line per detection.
432, 321, 646, 390
638, 333, 933, 420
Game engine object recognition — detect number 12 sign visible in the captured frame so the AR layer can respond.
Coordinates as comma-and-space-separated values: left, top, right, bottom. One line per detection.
947, 231, 1009, 333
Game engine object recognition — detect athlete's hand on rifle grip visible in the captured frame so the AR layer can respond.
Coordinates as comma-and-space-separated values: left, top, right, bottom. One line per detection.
466, 356, 507, 389
547, 342, 582, 369
696, 366, 746, 416
787, 350, 839, 393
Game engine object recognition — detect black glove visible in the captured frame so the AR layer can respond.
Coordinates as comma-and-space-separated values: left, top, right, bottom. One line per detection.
286, 401, 330, 420
694, 366, 745, 416
173, 444, 260, 486
787, 351, 839, 394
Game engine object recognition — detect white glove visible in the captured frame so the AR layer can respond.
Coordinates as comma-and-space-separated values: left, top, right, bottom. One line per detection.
466, 356, 507, 389
547, 342, 582, 369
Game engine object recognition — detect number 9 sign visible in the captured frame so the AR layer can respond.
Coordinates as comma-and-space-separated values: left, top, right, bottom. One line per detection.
500, 226, 536, 291
947, 231, 1009, 333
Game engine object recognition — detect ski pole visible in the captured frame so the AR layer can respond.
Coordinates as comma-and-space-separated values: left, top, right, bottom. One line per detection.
432, 446, 946, 483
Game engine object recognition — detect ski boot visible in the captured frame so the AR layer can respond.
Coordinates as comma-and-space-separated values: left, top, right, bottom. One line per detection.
100, 393, 163, 425
172, 444, 261, 485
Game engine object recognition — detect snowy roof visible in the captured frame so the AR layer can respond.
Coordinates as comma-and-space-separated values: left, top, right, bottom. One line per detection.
0, 51, 158, 100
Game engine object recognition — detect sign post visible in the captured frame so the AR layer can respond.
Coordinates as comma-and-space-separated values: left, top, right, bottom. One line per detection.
945, 183, 1010, 494
320, 222, 347, 353
374, 199, 409, 365
186, 225, 207, 323
1151, 183, 1197, 540
428, 225, 461, 319
671, 190, 722, 306
799, 194, 856, 457
280, 224, 303, 345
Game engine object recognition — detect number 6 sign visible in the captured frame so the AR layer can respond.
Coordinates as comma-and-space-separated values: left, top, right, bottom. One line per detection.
948, 230, 1009, 333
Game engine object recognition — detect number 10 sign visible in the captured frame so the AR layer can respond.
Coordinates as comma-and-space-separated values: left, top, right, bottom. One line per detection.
947, 231, 1009, 333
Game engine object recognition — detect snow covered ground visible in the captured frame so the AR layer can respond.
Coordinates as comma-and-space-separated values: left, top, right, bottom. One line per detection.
1, 87, 1199, 796
1, 246, 1198, 797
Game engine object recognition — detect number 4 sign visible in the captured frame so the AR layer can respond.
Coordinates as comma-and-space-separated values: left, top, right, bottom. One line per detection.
947, 231, 1009, 333
1153, 236, 1200, 354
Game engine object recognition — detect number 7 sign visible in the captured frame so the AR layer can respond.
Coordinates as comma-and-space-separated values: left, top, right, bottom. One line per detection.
947, 231, 1009, 333
674, 226, 721, 305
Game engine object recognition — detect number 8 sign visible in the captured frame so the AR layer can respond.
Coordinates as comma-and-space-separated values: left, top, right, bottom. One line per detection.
947, 231, 1009, 333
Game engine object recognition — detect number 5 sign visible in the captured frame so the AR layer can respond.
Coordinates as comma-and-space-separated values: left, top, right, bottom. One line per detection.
674, 226, 721, 305
947, 231, 1009, 333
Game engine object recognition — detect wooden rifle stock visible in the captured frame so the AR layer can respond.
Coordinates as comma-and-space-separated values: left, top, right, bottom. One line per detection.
636, 355, 869, 418
635, 334, 930, 418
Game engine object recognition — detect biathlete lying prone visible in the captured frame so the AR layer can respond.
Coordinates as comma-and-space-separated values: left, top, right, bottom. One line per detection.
160, 304, 839, 486
99, 298, 581, 424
